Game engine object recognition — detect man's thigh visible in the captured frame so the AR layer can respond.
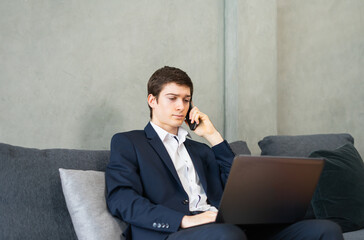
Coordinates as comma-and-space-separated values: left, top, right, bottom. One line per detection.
167, 223, 247, 240
270, 219, 343, 240
243, 219, 343, 240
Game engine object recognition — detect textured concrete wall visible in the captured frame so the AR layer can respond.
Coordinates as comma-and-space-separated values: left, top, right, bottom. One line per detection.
0, 0, 224, 149
225, 0, 277, 155
2, 1, 362, 156
277, 0, 364, 156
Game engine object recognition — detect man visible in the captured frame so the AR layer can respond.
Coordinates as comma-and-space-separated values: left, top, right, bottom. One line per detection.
106, 66, 343, 240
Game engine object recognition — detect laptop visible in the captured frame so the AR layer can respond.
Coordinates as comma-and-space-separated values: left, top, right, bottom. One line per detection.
215, 155, 325, 225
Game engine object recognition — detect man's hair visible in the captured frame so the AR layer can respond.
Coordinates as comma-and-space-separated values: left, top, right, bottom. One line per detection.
147, 66, 193, 118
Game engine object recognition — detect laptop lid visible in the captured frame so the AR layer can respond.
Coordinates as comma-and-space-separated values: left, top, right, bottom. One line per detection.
216, 155, 324, 225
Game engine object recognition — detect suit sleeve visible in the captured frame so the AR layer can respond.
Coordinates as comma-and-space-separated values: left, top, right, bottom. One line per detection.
105, 133, 185, 233
211, 140, 235, 186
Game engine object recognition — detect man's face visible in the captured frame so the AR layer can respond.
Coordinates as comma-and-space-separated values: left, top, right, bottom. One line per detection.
148, 82, 191, 135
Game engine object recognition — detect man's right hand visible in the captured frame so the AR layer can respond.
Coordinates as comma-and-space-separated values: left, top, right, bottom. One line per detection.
186, 106, 224, 147
180, 211, 217, 228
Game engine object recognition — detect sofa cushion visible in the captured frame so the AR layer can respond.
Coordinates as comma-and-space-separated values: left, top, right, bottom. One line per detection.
258, 133, 354, 157
309, 143, 364, 232
257, 133, 354, 219
59, 169, 127, 240
343, 228, 364, 240
0, 142, 109, 240
229, 140, 251, 155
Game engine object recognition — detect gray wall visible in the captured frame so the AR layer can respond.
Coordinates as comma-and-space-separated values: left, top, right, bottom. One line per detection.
225, 0, 277, 155
0, 0, 224, 149
1, 0, 363, 156
277, 0, 364, 156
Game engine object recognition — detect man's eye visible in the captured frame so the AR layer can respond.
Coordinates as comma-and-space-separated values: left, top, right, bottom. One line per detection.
184, 99, 190, 103
169, 98, 176, 101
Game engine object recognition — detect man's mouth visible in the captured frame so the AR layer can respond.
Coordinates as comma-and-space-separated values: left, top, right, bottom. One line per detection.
173, 114, 185, 119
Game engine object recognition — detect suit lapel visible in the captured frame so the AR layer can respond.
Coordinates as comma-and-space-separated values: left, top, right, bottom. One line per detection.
144, 123, 185, 190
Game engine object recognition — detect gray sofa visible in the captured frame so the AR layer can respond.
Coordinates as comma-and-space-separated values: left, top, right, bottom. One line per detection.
1, 133, 363, 239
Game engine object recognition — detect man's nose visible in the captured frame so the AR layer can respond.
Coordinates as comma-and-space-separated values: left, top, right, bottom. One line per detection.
176, 99, 185, 110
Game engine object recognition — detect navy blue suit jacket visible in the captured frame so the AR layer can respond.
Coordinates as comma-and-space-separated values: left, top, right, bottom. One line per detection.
105, 123, 235, 240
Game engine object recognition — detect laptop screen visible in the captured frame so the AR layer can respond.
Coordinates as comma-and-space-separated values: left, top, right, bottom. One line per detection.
216, 155, 324, 225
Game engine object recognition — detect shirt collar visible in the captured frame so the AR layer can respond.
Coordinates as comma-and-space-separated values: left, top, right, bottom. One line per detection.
150, 121, 191, 144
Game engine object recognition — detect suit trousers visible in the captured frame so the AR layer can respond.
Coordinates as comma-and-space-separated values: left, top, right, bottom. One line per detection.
167, 220, 344, 240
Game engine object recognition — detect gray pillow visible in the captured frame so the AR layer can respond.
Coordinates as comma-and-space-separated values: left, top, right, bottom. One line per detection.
309, 144, 364, 232
59, 169, 127, 240
258, 133, 354, 157
0, 142, 109, 240
229, 140, 251, 155
258, 133, 354, 220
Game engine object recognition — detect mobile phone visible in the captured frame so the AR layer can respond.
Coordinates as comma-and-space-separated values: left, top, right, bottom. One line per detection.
186, 103, 198, 131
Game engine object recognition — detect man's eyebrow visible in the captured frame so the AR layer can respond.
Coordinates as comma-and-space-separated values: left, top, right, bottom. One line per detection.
165, 93, 191, 98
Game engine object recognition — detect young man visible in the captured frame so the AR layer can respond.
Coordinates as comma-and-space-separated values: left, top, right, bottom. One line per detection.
106, 66, 343, 240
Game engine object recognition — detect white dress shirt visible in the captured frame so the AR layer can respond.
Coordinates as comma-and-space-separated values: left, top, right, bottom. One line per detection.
150, 122, 217, 212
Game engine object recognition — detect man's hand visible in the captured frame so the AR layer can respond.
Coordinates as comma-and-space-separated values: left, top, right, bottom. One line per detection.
186, 106, 223, 146
180, 211, 217, 229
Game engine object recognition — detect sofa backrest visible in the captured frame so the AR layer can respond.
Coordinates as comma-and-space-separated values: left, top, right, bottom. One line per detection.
0, 142, 109, 240
258, 133, 354, 157
0, 140, 250, 239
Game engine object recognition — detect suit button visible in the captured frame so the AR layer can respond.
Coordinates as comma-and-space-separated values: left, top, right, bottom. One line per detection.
166, 224, 170, 229
153, 222, 157, 228
157, 223, 162, 228
161, 223, 166, 228
182, 199, 189, 205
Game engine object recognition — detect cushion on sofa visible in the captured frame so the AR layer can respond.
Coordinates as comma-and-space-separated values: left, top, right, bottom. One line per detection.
59, 169, 127, 240
257, 133, 355, 220
309, 143, 364, 232
0, 142, 109, 240
258, 133, 354, 157
343, 228, 364, 240
229, 140, 251, 155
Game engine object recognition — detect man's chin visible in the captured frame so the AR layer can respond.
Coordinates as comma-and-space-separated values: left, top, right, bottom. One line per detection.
172, 120, 184, 127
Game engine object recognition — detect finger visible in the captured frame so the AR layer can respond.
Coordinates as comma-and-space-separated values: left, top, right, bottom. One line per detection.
191, 111, 198, 124
193, 110, 204, 125
188, 106, 196, 119
190, 107, 199, 123
195, 112, 201, 124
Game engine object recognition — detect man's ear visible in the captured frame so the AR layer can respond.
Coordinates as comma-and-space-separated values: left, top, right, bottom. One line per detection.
147, 94, 157, 109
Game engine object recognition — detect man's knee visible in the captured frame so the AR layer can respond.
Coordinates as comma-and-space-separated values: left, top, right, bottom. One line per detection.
214, 224, 247, 240
168, 223, 247, 240
308, 220, 343, 239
